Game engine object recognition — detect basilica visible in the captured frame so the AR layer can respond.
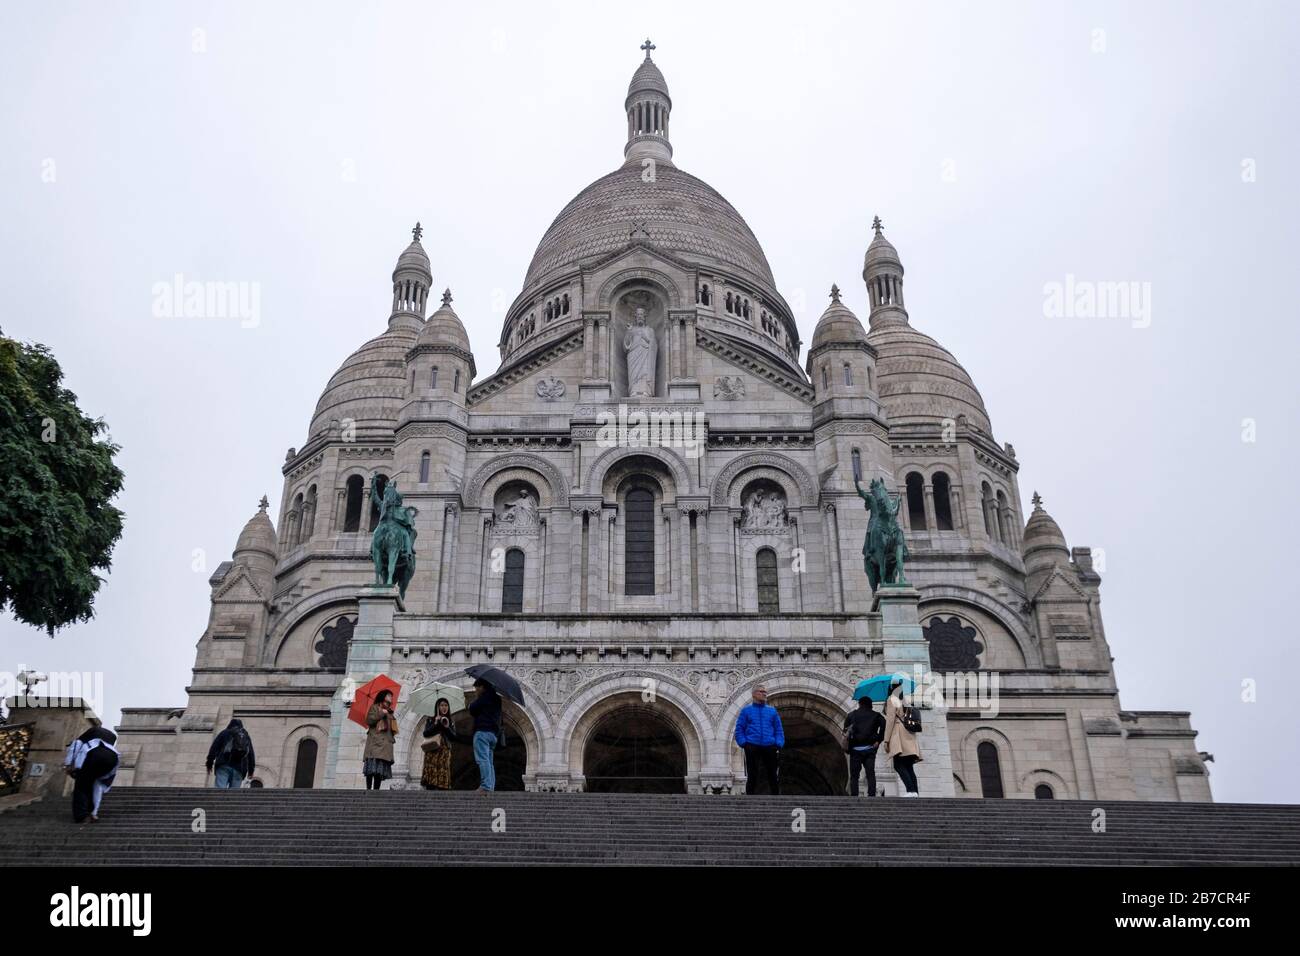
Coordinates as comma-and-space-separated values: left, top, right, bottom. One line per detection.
115, 44, 1212, 801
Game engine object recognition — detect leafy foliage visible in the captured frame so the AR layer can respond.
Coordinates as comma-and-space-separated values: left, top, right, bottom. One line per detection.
0, 330, 124, 635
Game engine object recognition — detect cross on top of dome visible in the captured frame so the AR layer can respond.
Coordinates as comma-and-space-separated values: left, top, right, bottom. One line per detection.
441, 288, 453, 307
830, 284, 842, 303
641, 37, 656, 59
258, 495, 269, 512
872, 216, 884, 237
412, 222, 423, 242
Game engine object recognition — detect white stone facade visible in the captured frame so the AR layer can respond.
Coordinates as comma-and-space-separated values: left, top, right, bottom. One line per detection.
114, 46, 1210, 802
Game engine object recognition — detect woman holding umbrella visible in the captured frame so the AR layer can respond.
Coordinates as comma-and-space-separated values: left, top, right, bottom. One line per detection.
882, 679, 923, 796
363, 688, 399, 790
419, 697, 461, 791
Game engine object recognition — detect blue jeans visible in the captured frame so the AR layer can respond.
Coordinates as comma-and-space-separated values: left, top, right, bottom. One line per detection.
473, 731, 497, 791
214, 764, 244, 789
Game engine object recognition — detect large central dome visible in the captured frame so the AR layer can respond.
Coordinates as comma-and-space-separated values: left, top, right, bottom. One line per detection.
521, 163, 778, 299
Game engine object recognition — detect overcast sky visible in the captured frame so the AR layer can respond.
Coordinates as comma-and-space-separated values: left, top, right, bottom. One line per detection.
2, 1, 1297, 804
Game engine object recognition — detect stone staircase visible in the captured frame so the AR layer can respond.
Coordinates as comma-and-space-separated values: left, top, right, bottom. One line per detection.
2, 788, 1297, 866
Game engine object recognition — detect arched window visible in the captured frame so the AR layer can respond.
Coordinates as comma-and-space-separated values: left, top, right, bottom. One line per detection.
821, 366, 830, 391
453, 369, 461, 392
430, 366, 438, 388
303, 485, 317, 541
933, 472, 954, 531
866, 366, 874, 391
843, 363, 853, 387
501, 548, 525, 612
368, 474, 388, 532
981, 481, 997, 541
701, 284, 711, 306
419, 451, 431, 484
977, 741, 1004, 798
756, 547, 780, 613
288, 492, 304, 547
292, 738, 318, 788
410, 368, 416, 391
905, 472, 927, 531
725, 292, 733, 314
624, 487, 656, 595
562, 293, 570, 314
1034, 783, 1055, 800
343, 475, 364, 533
996, 490, 1011, 544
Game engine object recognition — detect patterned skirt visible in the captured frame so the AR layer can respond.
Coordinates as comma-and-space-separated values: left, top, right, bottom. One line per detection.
421, 744, 452, 790
363, 757, 392, 780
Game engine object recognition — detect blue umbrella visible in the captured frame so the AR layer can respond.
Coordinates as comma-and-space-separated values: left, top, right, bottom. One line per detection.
853, 674, 917, 702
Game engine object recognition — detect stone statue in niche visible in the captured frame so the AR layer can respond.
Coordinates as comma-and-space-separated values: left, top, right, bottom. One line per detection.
497, 488, 538, 529
741, 487, 788, 532
623, 307, 657, 397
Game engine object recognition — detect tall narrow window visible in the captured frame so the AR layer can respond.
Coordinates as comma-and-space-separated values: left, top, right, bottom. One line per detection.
343, 475, 364, 532
624, 488, 656, 595
981, 482, 997, 540
453, 369, 461, 392
821, 366, 829, 391
933, 472, 954, 531
292, 738, 318, 789
501, 548, 525, 612
368, 474, 388, 532
996, 490, 1010, 544
851, 448, 862, 481
843, 363, 853, 387
905, 472, 927, 531
756, 547, 780, 613
430, 366, 438, 388
419, 451, 431, 484
977, 741, 1004, 798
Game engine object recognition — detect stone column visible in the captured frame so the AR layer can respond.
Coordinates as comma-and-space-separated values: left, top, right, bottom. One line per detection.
323, 586, 401, 789
922, 483, 937, 532
873, 586, 955, 797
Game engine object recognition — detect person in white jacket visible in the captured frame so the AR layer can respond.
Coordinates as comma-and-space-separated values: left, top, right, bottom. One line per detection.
63, 719, 120, 823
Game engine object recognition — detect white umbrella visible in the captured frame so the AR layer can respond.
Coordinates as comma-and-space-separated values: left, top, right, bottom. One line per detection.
405, 682, 467, 718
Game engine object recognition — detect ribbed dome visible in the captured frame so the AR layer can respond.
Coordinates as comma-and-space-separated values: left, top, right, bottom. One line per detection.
627, 56, 670, 101
867, 323, 992, 433
864, 231, 901, 271
394, 239, 431, 281
234, 500, 277, 558
810, 287, 867, 351
1023, 493, 1069, 568
418, 290, 471, 352
309, 325, 418, 437
520, 164, 778, 299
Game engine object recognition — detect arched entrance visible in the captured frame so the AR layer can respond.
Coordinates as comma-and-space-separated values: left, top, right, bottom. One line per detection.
769, 693, 848, 795
449, 714, 529, 791
582, 704, 688, 793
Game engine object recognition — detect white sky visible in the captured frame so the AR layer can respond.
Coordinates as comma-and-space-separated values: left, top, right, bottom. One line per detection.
2, 0, 1297, 803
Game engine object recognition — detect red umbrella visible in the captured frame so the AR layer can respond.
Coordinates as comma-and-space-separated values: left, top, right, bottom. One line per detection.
347, 674, 402, 728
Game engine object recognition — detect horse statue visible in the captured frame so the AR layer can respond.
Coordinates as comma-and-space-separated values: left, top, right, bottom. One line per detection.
370, 477, 417, 600
854, 475, 909, 591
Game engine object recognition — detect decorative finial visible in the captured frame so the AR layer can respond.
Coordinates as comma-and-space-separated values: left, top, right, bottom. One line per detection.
441, 288, 452, 308
1031, 491, 1043, 509
412, 222, 423, 242
829, 284, 841, 303
258, 495, 269, 513
641, 37, 656, 59
872, 215, 883, 238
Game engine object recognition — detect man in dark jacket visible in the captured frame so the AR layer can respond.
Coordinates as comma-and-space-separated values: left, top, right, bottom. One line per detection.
843, 698, 886, 796
468, 680, 502, 791
206, 718, 256, 788
734, 685, 784, 795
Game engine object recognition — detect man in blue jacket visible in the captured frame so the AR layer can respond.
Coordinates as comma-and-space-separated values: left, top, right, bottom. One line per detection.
734, 685, 784, 795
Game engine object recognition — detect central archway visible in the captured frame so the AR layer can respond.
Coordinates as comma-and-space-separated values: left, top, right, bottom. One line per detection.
582, 703, 688, 793
769, 693, 848, 796
448, 713, 529, 791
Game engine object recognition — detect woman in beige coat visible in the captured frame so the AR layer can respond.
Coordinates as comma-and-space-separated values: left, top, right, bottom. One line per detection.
363, 689, 398, 790
882, 682, 922, 796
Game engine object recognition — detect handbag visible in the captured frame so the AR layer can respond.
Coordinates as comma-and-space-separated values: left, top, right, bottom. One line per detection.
421, 733, 444, 754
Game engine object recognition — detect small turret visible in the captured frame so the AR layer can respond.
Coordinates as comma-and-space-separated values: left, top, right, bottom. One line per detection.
624, 39, 673, 167
862, 216, 907, 328
390, 222, 432, 330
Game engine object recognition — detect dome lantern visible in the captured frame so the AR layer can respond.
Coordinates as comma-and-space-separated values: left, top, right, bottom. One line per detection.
863, 216, 907, 329
624, 39, 674, 167
390, 221, 432, 330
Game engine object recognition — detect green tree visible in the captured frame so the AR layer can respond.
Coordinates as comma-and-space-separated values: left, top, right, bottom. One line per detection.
0, 330, 124, 635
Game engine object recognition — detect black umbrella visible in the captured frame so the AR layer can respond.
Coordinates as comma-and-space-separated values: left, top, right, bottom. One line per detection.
464, 665, 525, 706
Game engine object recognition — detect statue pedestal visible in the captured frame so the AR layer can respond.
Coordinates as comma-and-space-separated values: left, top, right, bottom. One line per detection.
323, 586, 402, 789
872, 585, 956, 797
1, 696, 99, 801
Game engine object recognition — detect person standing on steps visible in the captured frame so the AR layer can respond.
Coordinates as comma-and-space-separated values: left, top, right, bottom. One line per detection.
468, 679, 502, 792
843, 697, 886, 797
363, 689, 398, 790
420, 697, 461, 791
206, 718, 256, 789
64, 719, 120, 824
734, 684, 785, 795
882, 681, 922, 796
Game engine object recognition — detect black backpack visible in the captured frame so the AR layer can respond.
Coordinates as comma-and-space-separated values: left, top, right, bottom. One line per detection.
222, 727, 250, 764
900, 704, 923, 734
